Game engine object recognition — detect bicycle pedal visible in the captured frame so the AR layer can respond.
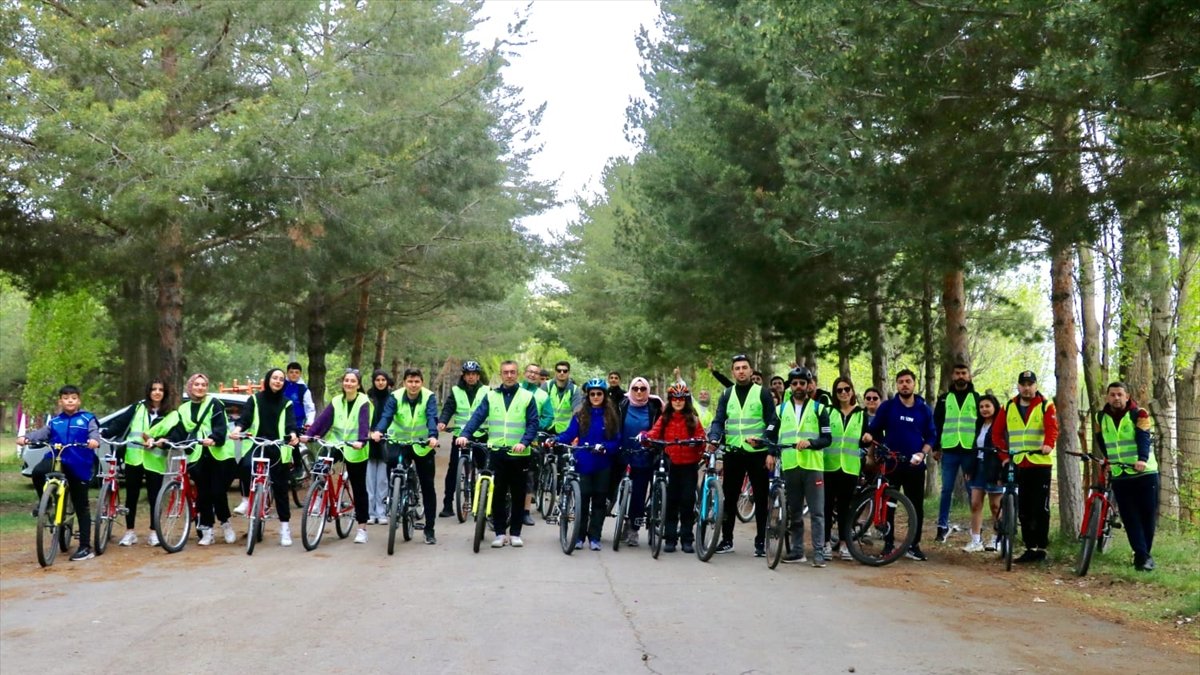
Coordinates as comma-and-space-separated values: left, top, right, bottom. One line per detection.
1112, 522, 1122, 529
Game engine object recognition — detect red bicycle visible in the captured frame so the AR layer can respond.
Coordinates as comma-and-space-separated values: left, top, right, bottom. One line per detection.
242, 437, 288, 555
152, 439, 203, 553
1068, 451, 1136, 576
92, 437, 130, 556
300, 437, 357, 551
844, 443, 918, 566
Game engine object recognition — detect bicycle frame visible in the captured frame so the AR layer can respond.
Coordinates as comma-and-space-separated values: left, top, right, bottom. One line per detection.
471, 444, 501, 518
162, 444, 199, 522
697, 448, 722, 521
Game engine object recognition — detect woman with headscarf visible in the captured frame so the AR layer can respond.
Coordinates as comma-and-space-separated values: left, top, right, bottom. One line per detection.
616, 376, 664, 547
365, 369, 395, 524
104, 380, 172, 547
230, 368, 301, 546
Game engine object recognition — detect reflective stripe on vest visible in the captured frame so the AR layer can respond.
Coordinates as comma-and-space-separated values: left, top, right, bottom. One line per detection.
941, 392, 977, 450
176, 399, 230, 462
1005, 400, 1050, 466
451, 386, 487, 437
1101, 411, 1156, 477
724, 384, 767, 452
388, 388, 434, 456
778, 399, 822, 471
331, 394, 371, 463
247, 397, 294, 464
550, 383, 576, 433
487, 388, 534, 454
826, 408, 864, 474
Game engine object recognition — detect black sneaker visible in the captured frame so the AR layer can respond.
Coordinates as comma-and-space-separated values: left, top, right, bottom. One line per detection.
31, 506, 39, 518
715, 540, 734, 554
1139, 555, 1155, 572
438, 507, 454, 518
424, 531, 437, 545
69, 547, 94, 561
934, 527, 948, 543
754, 543, 766, 558
1014, 549, 1041, 564
681, 542, 695, 554
663, 541, 676, 553
905, 545, 928, 561
782, 551, 806, 564
522, 512, 535, 527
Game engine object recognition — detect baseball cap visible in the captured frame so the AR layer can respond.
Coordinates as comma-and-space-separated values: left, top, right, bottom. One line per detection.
1017, 370, 1037, 384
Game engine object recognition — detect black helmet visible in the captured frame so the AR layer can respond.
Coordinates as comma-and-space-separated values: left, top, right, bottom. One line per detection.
462, 360, 482, 373
787, 367, 812, 384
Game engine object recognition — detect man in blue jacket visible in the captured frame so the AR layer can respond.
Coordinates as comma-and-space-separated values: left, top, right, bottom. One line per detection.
863, 369, 937, 561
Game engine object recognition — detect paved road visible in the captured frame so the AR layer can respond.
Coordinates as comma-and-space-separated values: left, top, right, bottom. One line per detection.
0, 503, 1191, 675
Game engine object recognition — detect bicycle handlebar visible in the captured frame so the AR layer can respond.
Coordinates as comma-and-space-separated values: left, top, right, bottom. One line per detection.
1065, 450, 1140, 469
640, 437, 706, 448
553, 442, 608, 454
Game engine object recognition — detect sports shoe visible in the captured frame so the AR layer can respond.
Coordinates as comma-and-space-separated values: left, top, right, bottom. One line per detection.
234, 499, 249, 516
148, 531, 160, 547
754, 543, 766, 558
839, 544, 853, 561
812, 554, 827, 568
715, 540, 734, 554
962, 539, 985, 553
574, 539, 584, 550
681, 542, 695, 554
821, 541, 832, 558
782, 551, 806, 564
663, 541, 676, 553
1014, 549, 1044, 564
510, 536, 524, 547
522, 512, 535, 527
69, 546, 94, 561
1138, 556, 1156, 572
118, 531, 138, 547
625, 530, 639, 547
354, 528, 368, 544
492, 535, 508, 548
589, 539, 602, 551
425, 531, 437, 545
934, 526, 948, 543
438, 507, 455, 518
221, 522, 236, 544
198, 527, 214, 546
366, 517, 376, 525
280, 523, 293, 547
905, 545, 928, 561
986, 537, 999, 552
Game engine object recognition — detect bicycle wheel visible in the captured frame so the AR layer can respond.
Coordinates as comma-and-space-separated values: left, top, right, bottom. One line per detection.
1099, 495, 1117, 553
766, 486, 787, 570
387, 475, 402, 555
401, 490, 414, 543
611, 479, 629, 552
649, 480, 667, 559
301, 481, 328, 551
559, 479, 582, 555
1075, 499, 1103, 577
736, 476, 755, 523
454, 457, 470, 523
334, 479, 355, 539
246, 489, 260, 556
155, 481, 190, 553
537, 463, 557, 520
695, 479, 723, 562
846, 487, 914, 566
473, 477, 490, 553
1001, 492, 1016, 571
93, 481, 115, 556
36, 482, 62, 567
290, 453, 312, 508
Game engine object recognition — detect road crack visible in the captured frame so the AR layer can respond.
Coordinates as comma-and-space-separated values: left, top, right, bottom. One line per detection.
598, 555, 662, 675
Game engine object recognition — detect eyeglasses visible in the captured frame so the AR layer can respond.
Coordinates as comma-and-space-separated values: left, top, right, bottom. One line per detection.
864, 395, 880, 401
587, 391, 606, 397
556, 368, 569, 373
631, 386, 648, 392
835, 386, 852, 394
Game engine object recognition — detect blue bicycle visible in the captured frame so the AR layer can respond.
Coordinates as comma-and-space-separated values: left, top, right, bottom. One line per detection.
694, 445, 724, 561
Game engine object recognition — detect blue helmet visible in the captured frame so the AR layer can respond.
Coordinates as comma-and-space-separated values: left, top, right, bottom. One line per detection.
462, 360, 482, 373
583, 378, 607, 392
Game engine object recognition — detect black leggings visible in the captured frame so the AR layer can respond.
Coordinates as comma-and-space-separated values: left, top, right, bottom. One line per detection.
189, 453, 233, 529
579, 468, 610, 542
345, 460, 370, 525
665, 463, 698, 544
493, 454, 530, 536
123, 463, 164, 530
397, 446, 437, 534
1017, 465, 1052, 549
890, 463, 926, 545
721, 451, 769, 545
32, 458, 91, 549
823, 470, 859, 544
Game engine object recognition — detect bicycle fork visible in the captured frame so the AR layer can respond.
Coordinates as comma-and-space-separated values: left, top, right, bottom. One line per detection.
472, 474, 494, 517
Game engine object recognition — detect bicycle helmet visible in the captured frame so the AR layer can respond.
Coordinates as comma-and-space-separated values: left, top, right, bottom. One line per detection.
461, 360, 482, 373
787, 367, 813, 383
583, 377, 607, 392
667, 383, 691, 399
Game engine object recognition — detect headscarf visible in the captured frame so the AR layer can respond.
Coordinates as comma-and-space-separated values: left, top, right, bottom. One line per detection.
185, 373, 209, 399
628, 377, 651, 407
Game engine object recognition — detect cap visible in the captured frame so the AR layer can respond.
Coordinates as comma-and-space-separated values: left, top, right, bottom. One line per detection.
1017, 370, 1037, 384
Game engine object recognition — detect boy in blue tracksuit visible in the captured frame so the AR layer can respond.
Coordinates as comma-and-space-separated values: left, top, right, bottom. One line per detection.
17, 385, 102, 561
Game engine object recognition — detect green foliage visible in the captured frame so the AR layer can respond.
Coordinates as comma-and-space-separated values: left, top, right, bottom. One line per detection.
0, 275, 30, 399
22, 288, 115, 416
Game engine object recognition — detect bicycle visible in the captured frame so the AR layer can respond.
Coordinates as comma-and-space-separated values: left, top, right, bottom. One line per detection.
453, 440, 478, 524
385, 444, 422, 555
694, 445, 725, 562
1068, 451, 1137, 576
241, 437, 287, 556
736, 474, 755, 523
289, 442, 314, 508
641, 438, 706, 559
461, 440, 500, 553
553, 442, 602, 555
300, 437, 358, 551
610, 448, 643, 552
994, 449, 1040, 571
844, 443, 918, 567
93, 438, 131, 556
744, 440, 792, 570
153, 439, 203, 554
34, 443, 90, 567
534, 432, 560, 522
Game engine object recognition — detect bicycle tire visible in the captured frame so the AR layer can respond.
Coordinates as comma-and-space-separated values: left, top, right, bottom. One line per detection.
1075, 499, 1103, 577
537, 462, 557, 521
301, 480, 328, 551
290, 453, 312, 508
93, 481, 115, 556
846, 487, 914, 567
246, 489, 260, 556
1001, 492, 1016, 571
612, 478, 630, 552
36, 482, 61, 567
155, 481, 189, 553
766, 486, 787, 569
454, 457, 470, 523
560, 479, 582, 555
649, 480, 666, 559
473, 476, 490, 553
334, 479, 355, 539
695, 479, 723, 562
402, 488, 414, 543
1099, 493, 1117, 553
387, 475, 402, 555
736, 477, 755, 523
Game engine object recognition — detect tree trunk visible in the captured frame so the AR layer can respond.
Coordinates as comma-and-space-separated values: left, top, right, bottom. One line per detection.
306, 299, 329, 411
1119, 232, 1152, 401
373, 326, 387, 372
156, 252, 186, 408
941, 267, 970, 370
868, 274, 890, 395
1051, 242, 1083, 535
350, 282, 370, 370
1146, 216, 1179, 524
921, 272, 938, 495
1078, 245, 1103, 417
1177, 351, 1200, 525
836, 310, 852, 380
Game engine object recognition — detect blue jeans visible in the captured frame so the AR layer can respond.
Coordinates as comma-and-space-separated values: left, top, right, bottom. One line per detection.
937, 451, 971, 529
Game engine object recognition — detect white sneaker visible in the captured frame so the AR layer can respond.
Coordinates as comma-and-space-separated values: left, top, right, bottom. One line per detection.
280, 524, 293, 547
491, 535, 508, 548
986, 537, 999, 552
354, 528, 368, 544
962, 540, 985, 553
198, 527, 214, 546
118, 531, 138, 547
148, 531, 160, 547
221, 522, 236, 544
822, 541, 832, 558
233, 499, 249, 516
838, 544, 853, 561
510, 536, 524, 548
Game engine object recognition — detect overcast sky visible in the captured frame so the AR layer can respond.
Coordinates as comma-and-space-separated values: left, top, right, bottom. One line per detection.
472, 0, 661, 239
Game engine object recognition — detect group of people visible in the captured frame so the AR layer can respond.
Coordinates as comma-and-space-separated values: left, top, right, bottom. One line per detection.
17, 355, 1161, 572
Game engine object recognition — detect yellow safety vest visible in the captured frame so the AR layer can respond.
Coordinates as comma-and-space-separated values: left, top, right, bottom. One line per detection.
388, 388, 435, 456
487, 388, 534, 454
778, 399, 822, 471
245, 396, 294, 464
940, 391, 977, 450
451, 385, 487, 437
331, 394, 372, 463
1004, 400, 1051, 467
826, 407, 864, 475
1100, 410, 1156, 478
723, 384, 767, 452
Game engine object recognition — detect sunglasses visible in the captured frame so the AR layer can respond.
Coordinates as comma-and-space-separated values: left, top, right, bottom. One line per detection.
556, 368, 569, 373
835, 386, 852, 394
631, 386, 648, 392
587, 390, 606, 396
864, 395, 880, 401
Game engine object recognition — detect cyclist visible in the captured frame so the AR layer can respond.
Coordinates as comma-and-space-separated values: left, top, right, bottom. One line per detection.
695, 389, 714, 427
617, 376, 663, 547
457, 360, 539, 548
990, 370, 1058, 564
371, 368, 440, 545
17, 385, 101, 561
1093, 381, 1157, 571
642, 383, 706, 553
606, 371, 625, 406
548, 361, 582, 435
707, 354, 780, 556
438, 360, 488, 517
103, 380, 171, 548
773, 368, 832, 566
933, 363, 981, 544
769, 375, 785, 406
555, 378, 620, 550
230, 368, 301, 546
862, 388, 883, 426
963, 394, 1003, 553
520, 363, 554, 526
824, 376, 866, 562
147, 373, 237, 546
303, 369, 373, 543
365, 369, 395, 524
862, 369, 936, 561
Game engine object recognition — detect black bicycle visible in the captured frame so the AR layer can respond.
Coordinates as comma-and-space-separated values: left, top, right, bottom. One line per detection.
533, 431, 560, 522
995, 450, 1040, 571
641, 438, 705, 559
386, 445, 422, 555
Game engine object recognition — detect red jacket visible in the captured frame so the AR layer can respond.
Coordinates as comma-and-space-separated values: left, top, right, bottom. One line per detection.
646, 412, 706, 465
991, 393, 1058, 468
